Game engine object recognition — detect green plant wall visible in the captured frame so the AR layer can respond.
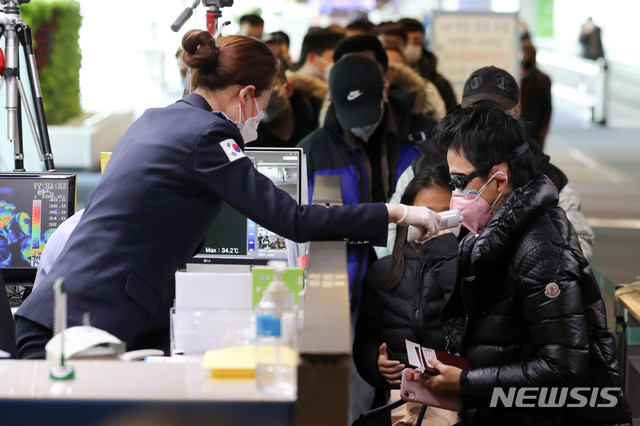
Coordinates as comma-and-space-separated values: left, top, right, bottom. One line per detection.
21, 0, 82, 125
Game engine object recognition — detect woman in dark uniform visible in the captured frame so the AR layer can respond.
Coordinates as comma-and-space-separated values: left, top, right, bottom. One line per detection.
15, 30, 440, 359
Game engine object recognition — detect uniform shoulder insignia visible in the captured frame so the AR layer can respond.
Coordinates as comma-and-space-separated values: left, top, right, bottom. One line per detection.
219, 139, 245, 162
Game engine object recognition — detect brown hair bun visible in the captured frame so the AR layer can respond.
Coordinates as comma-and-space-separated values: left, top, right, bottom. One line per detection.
181, 29, 217, 70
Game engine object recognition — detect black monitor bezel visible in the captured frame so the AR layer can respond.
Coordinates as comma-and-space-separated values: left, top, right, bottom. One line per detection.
0, 172, 77, 285
188, 147, 303, 266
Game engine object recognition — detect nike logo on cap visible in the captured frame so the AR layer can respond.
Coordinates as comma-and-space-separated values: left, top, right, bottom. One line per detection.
347, 90, 363, 101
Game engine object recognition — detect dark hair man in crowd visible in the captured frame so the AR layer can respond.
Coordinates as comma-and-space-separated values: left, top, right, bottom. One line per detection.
398, 18, 457, 111
520, 44, 552, 150
297, 55, 442, 311
423, 105, 631, 426
265, 30, 291, 65
384, 66, 594, 260
295, 28, 344, 82
238, 14, 264, 40
253, 49, 318, 148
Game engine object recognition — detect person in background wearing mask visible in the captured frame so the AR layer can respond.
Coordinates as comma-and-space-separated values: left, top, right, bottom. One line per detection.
363, 29, 446, 121
291, 28, 343, 125
423, 105, 631, 426
15, 31, 441, 359
238, 13, 264, 40
297, 55, 443, 312
520, 43, 552, 150
398, 18, 457, 112
294, 27, 344, 82
253, 49, 318, 148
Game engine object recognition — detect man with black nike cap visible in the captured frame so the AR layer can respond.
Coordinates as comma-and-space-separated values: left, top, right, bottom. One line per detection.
297, 54, 443, 311
384, 66, 594, 259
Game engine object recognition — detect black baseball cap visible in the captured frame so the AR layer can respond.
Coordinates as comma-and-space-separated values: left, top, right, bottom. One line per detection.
461, 66, 520, 110
329, 55, 384, 129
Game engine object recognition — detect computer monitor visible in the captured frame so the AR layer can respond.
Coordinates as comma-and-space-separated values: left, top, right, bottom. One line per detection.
0, 173, 76, 284
190, 147, 303, 266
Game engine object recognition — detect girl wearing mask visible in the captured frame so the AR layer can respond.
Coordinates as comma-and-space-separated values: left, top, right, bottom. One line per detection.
353, 165, 460, 425
15, 31, 441, 359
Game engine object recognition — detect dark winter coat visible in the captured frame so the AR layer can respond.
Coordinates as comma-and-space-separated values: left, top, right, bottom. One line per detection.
441, 173, 631, 426
354, 232, 458, 405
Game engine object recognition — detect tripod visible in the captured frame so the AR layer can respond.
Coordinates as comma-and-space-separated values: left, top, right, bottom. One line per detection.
0, 0, 55, 172
171, 0, 234, 36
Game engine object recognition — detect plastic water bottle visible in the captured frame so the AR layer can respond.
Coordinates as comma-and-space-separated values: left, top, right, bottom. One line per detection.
255, 261, 298, 395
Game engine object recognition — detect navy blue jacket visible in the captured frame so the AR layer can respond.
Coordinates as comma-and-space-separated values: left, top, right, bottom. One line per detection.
16, 94, 389, 354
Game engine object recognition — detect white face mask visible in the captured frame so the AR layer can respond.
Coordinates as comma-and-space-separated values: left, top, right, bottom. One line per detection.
323, 62, 334, 83
350, 103, 384, 143
313, 55, 332, 81
404, 44, 423, 65
234, 94, 264, 143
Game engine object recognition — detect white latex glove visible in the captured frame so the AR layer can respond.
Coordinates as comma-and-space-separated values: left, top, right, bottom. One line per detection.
397, 205, 440, 243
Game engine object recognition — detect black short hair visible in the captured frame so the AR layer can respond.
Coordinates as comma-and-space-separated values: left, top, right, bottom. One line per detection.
346, 19, 374, 33
240, 14, 264, 27
435, 105, 535, 188
299, 28, 345, 66
376, 23, 408, 43
333, 34, 389, 72
269, 31, 290, 47
398, 18, 425, 34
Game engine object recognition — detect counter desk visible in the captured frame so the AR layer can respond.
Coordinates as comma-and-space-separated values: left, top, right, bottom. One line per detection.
0, 240, 352, 426
0, 358, 294, 425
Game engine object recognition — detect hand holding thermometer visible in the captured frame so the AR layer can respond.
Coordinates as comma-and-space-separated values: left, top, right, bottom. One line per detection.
407, 210, 463, 243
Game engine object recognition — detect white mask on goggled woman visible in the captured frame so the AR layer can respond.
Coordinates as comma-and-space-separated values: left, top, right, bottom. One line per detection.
234, 91, 264, 143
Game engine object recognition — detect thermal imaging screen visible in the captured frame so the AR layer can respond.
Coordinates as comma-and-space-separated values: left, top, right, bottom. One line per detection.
0, 174, 76, 268
193, 148, 301, 264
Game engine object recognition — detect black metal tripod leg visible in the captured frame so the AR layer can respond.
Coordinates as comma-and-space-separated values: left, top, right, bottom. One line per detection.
15, 23, 55, 171
15, 82, 24, 171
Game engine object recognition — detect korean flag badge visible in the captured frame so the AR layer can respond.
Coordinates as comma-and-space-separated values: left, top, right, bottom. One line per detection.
220, 139, 245, 162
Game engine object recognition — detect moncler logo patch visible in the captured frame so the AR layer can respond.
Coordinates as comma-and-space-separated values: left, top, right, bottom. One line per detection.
544, 282, 561, 299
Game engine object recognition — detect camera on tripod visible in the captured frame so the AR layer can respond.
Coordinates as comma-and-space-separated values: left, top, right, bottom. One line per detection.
202, 0, 234, 7
171, 0, 235, 35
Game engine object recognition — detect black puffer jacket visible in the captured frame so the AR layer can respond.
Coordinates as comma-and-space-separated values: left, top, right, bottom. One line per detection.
441, 174, 631, 425
354, 232, 457, 405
